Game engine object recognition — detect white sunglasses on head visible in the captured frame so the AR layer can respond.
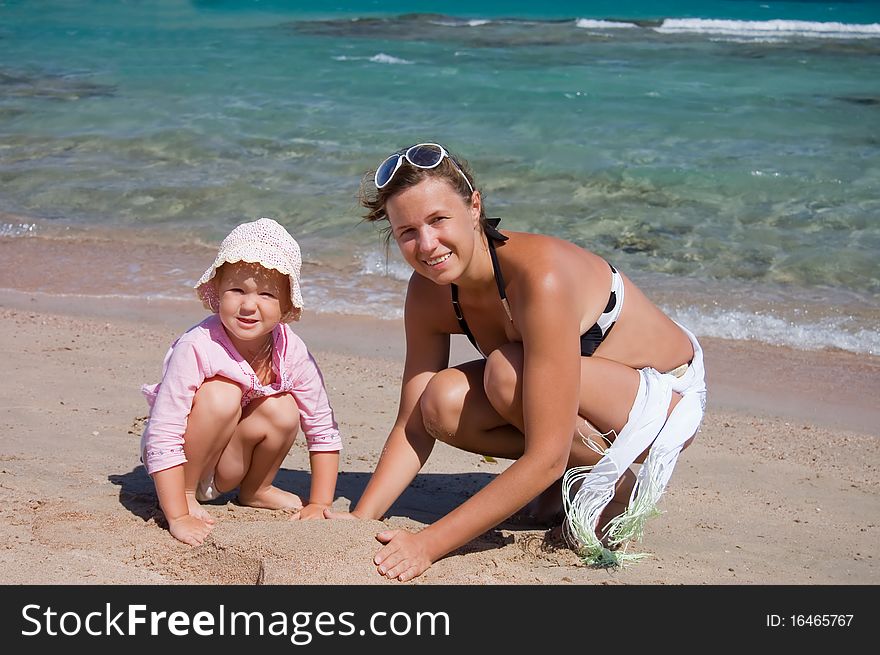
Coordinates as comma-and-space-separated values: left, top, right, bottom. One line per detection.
374, 142, 474, 194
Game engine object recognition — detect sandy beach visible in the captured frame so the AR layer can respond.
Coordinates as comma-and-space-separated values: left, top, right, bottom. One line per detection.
1, 263, 877, 586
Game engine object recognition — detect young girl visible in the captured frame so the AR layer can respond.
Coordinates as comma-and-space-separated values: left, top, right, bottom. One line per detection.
141, 217, 342, 546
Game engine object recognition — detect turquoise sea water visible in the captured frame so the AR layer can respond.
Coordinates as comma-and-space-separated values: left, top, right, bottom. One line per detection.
1, 1, 878, 353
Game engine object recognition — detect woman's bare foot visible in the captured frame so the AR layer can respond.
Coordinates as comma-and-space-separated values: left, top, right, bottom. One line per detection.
185, 492, 216, 524
237, 486, 303, 510
595, 468, 638, 545
595, 498, 627, 545
508, 479, 564, 527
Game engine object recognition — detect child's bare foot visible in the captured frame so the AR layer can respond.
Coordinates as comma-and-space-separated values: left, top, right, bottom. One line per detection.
238, 486, 303, 510
185, 492, 217, 524
168, 514, 214, 546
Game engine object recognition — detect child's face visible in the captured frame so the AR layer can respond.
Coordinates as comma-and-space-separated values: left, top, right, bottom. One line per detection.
215, 262, 291, 348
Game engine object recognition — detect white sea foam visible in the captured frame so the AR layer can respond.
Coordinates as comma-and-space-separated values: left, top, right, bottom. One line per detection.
369, 53, 414, 65
655, 19, 880, 40
575, 19, 639, 30
667, 306, 880, 356
333, 53, 414, 65
0, 223, 38, 237
709, 37, 789, 44
429, 19, 491, 27
305, 290, 404, 320
357, 249, 413, 282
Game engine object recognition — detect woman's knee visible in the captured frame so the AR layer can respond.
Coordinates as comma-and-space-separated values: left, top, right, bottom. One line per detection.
419, 370, 468, 443
483, 345, 521, 415
192, 377, 243, 424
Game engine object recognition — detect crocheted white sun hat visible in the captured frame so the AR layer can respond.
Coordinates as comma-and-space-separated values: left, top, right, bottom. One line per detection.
195, 217, 304, 322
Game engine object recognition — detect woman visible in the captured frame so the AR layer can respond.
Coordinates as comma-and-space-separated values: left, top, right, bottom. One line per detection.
327, 143, 707, 579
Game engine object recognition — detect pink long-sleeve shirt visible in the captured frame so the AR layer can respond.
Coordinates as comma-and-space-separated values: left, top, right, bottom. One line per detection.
140, 314, 341, 475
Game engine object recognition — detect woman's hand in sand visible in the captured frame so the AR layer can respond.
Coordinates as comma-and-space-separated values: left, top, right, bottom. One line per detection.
323, 509, 362, 520
292, 503, 330, 520
168, 514, 214, 546
373, 529, 433, 582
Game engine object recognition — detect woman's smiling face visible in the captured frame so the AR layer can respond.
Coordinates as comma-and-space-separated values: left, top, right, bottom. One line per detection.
386, 177, 482, 285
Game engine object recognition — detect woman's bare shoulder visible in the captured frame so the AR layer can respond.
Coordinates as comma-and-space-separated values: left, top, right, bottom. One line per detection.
498, 232, 619, 328
499, 231, 607, 284
404, 272, 459, 333
405, 270, 447, 297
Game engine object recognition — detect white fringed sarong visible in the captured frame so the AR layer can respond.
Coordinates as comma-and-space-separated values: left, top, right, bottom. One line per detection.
563, 324, 707, 567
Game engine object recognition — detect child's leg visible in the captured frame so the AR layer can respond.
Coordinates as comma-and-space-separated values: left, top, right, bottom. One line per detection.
213, 393, 302, 510
181, 377, 243, 521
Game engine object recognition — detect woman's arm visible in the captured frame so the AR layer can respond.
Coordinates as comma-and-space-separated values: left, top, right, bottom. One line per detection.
334, 276, 451, 520
374, 266, 584, 580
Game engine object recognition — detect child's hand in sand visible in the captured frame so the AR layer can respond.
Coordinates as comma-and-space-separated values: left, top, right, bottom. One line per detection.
373, 529, 433, 582
291, 503, 329, 520
168, 514, 214, 546
185, 493, 216, 525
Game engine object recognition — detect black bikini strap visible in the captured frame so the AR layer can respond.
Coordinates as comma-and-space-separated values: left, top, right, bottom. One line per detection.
484, 217, 508, 243
488, 239, 514, 322
486, 238, 507, 302
450, 283, 481, 353
449, 217, 511, 356
486, 223, 514, 322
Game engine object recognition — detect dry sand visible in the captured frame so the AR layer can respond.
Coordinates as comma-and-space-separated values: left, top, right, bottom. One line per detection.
0, 287, 878, 586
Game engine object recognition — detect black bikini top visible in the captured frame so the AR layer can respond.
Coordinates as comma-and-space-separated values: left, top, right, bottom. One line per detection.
450, 218, 617, 358
450, 218, 510, 357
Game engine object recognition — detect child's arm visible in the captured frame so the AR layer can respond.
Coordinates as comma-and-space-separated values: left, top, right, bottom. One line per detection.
296, 450, 340, 520
143, 334, 214, 545
284, 329, 344, 520
152, 465, 214, 545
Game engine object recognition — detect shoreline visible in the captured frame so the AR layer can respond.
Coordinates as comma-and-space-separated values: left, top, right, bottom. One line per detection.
2, 229, 879, 358
2, 287, 877, 434
1, 289, 877, 584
